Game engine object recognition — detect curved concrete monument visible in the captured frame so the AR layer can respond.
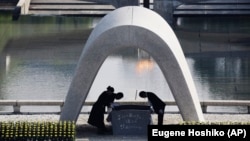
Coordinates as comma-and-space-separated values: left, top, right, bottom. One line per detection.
60, 6, 205, 122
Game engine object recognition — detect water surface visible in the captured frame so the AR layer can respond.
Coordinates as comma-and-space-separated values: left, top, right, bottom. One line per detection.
0, 15, 250, 113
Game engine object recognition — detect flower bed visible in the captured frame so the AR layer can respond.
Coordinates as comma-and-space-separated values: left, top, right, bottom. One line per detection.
0, 121, 75, 141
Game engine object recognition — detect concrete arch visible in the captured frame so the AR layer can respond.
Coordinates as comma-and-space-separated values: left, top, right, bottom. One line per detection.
60, 6, 204, 122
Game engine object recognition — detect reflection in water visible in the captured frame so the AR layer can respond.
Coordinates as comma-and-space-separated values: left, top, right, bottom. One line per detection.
136, 50, 154, 74
87, 48, 173, 102
5, 55, 11, 74
136, 59, 154, 74
0, 15, 250, 113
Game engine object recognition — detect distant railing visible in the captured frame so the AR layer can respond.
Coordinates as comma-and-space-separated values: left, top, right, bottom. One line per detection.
1, 100, 250, 114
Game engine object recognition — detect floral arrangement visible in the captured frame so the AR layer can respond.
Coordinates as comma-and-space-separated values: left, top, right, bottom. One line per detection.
0, 121, 75, 141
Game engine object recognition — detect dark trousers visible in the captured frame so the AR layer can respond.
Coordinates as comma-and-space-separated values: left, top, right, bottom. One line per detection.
157, 107, 165, 125
158, 113, 164, 125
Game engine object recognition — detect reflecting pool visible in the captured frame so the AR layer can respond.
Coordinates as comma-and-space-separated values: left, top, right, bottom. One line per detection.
0, 14, 250, 113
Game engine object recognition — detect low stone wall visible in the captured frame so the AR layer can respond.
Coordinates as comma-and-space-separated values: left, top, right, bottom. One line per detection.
1, 100, 250, 114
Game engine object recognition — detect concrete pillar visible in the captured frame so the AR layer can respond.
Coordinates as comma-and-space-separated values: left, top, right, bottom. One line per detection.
154, 0, 173, 24
111, 0, 139, 8
143, 0, 150, 8
13, 105, 21, 113
201, 105, 207, 113
90, 0, 139, 8
12, 6, 21, 21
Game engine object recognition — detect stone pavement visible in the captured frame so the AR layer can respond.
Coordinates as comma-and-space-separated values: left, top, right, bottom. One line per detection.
75, 113, 250, 141
1, 113, 250, 141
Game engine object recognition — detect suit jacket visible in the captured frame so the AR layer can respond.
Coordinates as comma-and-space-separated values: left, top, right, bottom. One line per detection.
147, 92, 166, 114
87, 91, 116, 128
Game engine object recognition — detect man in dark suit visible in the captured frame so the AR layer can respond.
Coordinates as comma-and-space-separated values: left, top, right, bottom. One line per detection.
88, 86, 123, 134
139, 91, 166, 125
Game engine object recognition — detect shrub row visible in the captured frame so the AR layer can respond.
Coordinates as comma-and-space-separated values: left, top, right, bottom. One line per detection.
0, 121, 75, 141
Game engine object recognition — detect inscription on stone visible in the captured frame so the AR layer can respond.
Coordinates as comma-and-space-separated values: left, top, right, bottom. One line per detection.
111, 109, 151, 135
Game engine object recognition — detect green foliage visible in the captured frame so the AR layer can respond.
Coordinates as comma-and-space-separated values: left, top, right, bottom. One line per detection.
0, 121, 75, 141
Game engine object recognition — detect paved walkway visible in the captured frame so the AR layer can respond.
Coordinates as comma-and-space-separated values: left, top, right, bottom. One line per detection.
1, 113, 250, 141
75, 113, 250, 141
